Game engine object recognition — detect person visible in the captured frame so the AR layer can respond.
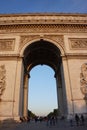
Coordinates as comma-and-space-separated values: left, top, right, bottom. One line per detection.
52, 116, 55, 126
70, 114, 73, 127
75, 114, 80, 126
27, 116, 30, 123
49, 117, 52, 126
80, 114, 85, 125
46, 117, 49, 126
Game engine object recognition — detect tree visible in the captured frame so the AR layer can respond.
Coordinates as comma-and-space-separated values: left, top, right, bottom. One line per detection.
53, 109, 58, 117
47, 108, 59, 118
28, 110, 36, 118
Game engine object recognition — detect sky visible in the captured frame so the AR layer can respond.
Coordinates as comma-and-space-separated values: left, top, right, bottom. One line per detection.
28, 65, 57, 116
0, 0, 87, 14
0, 0, 87, 116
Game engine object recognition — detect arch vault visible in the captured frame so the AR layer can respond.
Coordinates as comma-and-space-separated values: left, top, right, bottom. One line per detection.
0, 13, 87, 121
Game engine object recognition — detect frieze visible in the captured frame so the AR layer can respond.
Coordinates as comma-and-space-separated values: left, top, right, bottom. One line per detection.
69, 38, 87, 49
0, 24, 87, 34
0, 65, 6, 99
0, 39, 15, 51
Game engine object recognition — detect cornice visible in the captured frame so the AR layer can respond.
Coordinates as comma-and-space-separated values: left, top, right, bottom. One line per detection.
0, 13, 87, 25
0, 24, 87, 34
62, 55, 87, 61
0, 54, 20, 57
64, 53, 87, 59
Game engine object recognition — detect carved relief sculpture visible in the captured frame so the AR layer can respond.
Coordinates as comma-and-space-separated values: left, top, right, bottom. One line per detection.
80, 63, 87, 100
0, 65, 6, 100
0, 39, 15, 51
70, 39, 87, 49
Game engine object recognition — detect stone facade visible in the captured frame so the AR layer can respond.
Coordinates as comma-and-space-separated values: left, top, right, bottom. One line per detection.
0, 13, 87, 121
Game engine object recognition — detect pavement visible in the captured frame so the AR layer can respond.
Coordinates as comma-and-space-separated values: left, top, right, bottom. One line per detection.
0, 119, 87, 130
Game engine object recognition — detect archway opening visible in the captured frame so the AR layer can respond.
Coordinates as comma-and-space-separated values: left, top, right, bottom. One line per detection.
22, 39, 66, 119
28, 65, 58, 117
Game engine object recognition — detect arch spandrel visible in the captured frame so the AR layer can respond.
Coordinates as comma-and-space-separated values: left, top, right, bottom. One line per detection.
19, 35, 65, 57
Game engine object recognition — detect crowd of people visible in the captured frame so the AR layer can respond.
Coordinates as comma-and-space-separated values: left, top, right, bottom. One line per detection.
70, 114, 85, 126
20, 113, 86, 127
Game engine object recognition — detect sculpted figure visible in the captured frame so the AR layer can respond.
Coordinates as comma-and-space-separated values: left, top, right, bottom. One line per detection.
0, 65, 6, 98
80, 63, 87, 96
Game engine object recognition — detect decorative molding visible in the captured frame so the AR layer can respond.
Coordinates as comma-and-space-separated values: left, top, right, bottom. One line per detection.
0, 100, 15, 102
19, 35, 64, 51
20, 35, 40, 51
80, 63, 87, 100
0, 65, 6, 99
0, 14, 87, 25
0, 24, 87, 34
44, 35, 64, 49
69, 38, 87, 49
0, 39, 15, 51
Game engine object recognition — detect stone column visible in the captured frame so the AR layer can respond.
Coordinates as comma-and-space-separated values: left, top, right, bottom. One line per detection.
13, 57, 24, 121
55, 67, 64, 117
62, 56, 74, 118
23, 73, 30, 120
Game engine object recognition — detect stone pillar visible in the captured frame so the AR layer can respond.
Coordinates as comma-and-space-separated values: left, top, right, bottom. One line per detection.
55, 69, 64, 116
62, 56, 74, 118
23, 73, 30, 120
13, 57, 24, 121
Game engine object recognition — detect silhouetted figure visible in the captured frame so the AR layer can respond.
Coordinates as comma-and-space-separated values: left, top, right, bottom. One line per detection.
52, 116, 55, 126
49, 117, 52, 126
35, 117, 38, 123
55, 116, 58, 124
27, 116, 30, 123
70, 114, 73, 127
46, 117, 49, 126
70, 119, 73, 127
20, 117, 25, 122
80, 114, 85, 125
75, 114, 80, 126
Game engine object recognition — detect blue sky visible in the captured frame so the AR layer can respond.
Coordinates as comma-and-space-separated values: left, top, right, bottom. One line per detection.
0, 0, 87, 14
0, 0, 87, 116
28, 65, 57, 116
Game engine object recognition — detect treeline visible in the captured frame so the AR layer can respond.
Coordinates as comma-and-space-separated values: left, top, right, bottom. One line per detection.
47, 109, 58, 118
28, 108, 59, 119
28, 110, 36, 118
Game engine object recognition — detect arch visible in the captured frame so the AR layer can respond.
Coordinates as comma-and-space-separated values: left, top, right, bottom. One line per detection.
21, 39, 63, 72
0, 13, 87, 122
20, 37, 65, 57
21, 38, 67, 119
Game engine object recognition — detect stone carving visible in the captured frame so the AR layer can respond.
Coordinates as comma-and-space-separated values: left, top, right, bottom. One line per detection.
20, 35, 64, 51
0, 14, 87, 25
20, 35, 40, 51
0, 24, 87, 34
44, 35, 64, 49
80, 63, 87, 99
0, 39, 15, 51
70, 39, 87, 49
0, 65, 6, 99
